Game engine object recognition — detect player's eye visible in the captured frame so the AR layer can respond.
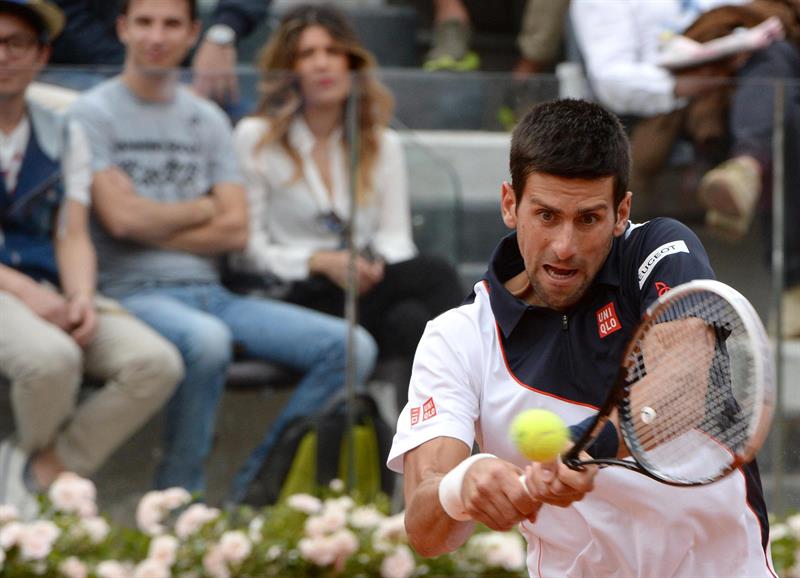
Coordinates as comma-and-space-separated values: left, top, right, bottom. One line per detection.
538, 210, 554, 223
580, 214, 599, 225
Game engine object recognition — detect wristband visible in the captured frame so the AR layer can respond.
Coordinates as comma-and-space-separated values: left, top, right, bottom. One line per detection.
438, 453, 496, 521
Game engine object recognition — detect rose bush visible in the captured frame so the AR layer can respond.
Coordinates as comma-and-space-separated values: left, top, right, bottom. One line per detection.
0, 472, 528, 578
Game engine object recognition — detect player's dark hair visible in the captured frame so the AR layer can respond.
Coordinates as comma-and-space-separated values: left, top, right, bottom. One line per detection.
120, 0, 198, 21
510, 99, 631, 207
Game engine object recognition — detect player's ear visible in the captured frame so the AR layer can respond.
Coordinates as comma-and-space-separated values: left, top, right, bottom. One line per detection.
613, 191, 632, 237
501, 181, 517, 229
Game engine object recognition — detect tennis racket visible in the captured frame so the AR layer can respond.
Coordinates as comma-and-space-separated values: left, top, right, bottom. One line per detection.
562, 279, 775, 486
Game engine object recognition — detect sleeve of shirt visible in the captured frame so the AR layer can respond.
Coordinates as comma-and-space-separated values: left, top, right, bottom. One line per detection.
212, 0, 270, 40
233, 119, 314, 280
371, 130, 418, 264
628, 218, 716, 316
68, 97, 115, 174
62, 121, 92, 206
387, 312, 481, 474
203, 103, 244, 187
570, 0, 687, 116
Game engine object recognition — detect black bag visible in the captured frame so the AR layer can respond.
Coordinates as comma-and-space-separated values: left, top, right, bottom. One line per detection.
240, 393, 395, 507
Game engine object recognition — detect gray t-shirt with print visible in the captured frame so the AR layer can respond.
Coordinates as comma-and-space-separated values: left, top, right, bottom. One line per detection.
69, 77, 241, 297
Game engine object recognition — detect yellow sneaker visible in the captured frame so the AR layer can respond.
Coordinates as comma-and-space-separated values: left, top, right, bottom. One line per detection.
424, 19, 480, 72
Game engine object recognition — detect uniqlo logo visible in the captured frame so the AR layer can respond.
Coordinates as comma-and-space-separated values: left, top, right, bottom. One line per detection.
596, 302, 622, 338
422, 397, 437, 421
410, 407, 420, 426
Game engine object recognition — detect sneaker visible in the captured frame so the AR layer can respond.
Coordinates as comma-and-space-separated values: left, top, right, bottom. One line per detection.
424, 19, 480, 72
697, 156, 761, 241
782, 286, 800, 338
0, 440, 39, 521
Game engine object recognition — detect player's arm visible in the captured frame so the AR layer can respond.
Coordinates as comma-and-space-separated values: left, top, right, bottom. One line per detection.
154, 182, 248, 255
404, 437, 539, 557
91, 167, 217, 243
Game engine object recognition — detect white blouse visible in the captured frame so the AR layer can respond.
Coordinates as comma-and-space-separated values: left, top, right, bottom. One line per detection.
233, 116, 417, 281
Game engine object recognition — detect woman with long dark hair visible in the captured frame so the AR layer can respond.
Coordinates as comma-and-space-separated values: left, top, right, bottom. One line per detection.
233, 4, 463, 408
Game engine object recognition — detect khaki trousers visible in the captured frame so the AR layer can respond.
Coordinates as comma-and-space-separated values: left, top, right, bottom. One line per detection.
0, 291, 183, 476
517, 0, 571, 65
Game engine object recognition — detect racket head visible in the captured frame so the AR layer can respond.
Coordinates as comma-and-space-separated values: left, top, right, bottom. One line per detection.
618, 279, 775, 486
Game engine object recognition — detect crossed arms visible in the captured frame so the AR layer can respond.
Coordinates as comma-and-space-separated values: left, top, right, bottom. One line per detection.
91, 166, 248, 255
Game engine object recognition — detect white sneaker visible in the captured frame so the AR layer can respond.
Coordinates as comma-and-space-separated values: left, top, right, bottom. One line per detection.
0, 440, 39, 521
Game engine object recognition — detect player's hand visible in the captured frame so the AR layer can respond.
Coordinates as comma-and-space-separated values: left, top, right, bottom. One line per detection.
459, 457, 542, 531
192, 40, 239, 104
520, 454, 597, 508
67, 293, 98, 347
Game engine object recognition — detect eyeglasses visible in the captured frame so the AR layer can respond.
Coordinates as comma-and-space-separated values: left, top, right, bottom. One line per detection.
0, 34, 39, 60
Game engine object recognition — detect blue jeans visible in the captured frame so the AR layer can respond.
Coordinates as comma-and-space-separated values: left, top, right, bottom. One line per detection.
119, 282, 377, 493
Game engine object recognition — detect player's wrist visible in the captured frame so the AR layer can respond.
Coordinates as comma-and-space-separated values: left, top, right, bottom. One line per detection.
438, 453, 496, 521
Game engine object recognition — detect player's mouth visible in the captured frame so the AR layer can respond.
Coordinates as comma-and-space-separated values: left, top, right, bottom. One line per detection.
543, 264, 578, 282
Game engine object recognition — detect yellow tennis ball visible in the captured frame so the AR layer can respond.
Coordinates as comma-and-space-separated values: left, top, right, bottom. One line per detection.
510, 409, 569, 462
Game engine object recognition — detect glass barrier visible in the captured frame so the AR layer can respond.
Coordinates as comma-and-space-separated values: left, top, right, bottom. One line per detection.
10, 66, 800, 523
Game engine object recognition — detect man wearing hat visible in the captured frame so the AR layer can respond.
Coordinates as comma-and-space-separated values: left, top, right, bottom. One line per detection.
0, 0, 183, 518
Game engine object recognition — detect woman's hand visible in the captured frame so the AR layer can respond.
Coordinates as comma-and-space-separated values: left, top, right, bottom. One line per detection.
309, 250, 384, 294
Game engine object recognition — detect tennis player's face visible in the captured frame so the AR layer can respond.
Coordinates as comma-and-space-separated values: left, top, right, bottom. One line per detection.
501, 173, 631, 311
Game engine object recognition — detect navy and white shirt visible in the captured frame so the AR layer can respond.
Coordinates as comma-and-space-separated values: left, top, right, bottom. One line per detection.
388, 218, 775, 578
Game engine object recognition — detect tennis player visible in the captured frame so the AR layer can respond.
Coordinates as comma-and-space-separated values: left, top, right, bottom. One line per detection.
388, 99, 775, 577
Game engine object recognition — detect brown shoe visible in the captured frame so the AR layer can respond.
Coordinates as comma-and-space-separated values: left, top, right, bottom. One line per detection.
782, 285, 800, 338
697, 156, 761, 241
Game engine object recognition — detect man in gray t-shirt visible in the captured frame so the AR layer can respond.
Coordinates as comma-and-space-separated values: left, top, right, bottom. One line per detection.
70, 0, 377, 494
72, 76, 237, 297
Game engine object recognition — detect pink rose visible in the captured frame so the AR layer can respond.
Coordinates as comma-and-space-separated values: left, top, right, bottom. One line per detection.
380, 545, 416, 578
174, 503, 220, 540
48, 472, 96, 517
148, 534, 179, 567
202, 545, 230, 578
96, 560, 128, 578
59, 556, 88, 578
218, 530, 251, 564
133, 558, 170, 578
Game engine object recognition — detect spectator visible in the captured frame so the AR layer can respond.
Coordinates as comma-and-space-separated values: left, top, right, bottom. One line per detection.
513, 0, 570, 77
69, 0, 377, 495
0, 0, 183, 519
424, 0, 569, 73
572, 0, 798, 236
231, 3, 463, 413
49, 0, 268, 109
572, 0, 800, 335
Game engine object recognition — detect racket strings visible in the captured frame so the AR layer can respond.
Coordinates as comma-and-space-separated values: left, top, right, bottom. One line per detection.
624, 290, 757, 482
